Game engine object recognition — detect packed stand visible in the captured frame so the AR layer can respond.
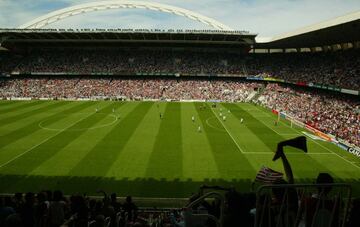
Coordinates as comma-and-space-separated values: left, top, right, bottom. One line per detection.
0, 48, 359, 90
245, 49, 360, 90
0, 77, 258, 102
258, 83, 360, 147
4, 50, 246, 76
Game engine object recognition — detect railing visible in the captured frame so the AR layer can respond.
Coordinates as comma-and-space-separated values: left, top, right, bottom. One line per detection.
185, 191, 225, 227
255, 183, 352, 227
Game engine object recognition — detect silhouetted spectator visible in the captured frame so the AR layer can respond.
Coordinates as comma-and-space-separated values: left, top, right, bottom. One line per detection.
20, 192, 35, 227
0, 197, 15, 226
123, 196, 138, 222
48, 190, 67, 227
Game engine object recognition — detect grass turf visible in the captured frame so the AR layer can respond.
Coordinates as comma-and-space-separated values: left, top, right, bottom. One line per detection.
0, 100, 359, 198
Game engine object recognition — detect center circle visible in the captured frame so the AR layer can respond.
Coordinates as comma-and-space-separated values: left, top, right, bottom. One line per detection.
39, 113, 118, 131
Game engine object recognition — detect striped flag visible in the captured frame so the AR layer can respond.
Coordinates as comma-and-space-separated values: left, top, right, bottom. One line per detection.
255, 166, 284, 184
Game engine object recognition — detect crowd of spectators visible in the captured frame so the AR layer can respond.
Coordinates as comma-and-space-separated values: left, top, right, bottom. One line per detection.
259, 83, 360, 147
0, 180, 359, 227
2, 50, 245, 76
0, 78, 258, 102
0, 190, 169, 227
0, 48, 359, 90
245, 49, 360, 90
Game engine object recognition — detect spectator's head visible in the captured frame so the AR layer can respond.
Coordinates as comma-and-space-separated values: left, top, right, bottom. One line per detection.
224, 189, 242, 213
45, 190, 52, 201
24, 192, 34, 205
316, 172, 334, 195
53, 190, 63, 201
4, 213, 23, 227
110, 193, 116, 202
271, 178, 288, 202
89, 199, 96, 209
4, 197, 13, 207
94, 214, 105, 227
14, 193, 22, 202
126, 196, 132, 203
36, 192, 46, 203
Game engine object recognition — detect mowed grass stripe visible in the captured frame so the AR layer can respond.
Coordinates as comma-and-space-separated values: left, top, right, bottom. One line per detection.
145, 102, 183, 179
213, 104, 270, 153
245, 105, 298, 137
0, 101, 99, 163
0, 101, 68, 128
224, 103, 284, 152
0, 100, 44, 115
252, 104, 346, 155
30, 102, 129, 177
106, 103, 162, 179
250, 104, 331, 153
196, 103, 255, 179
0, 101, 92, 151
7, 102, 86, 131
181, 103, 220, 180
0, 101, 52, 120
0, 101, 25, 108
68, 102, 153, 177
0, 100, 39, 109
0, 101, 111, 175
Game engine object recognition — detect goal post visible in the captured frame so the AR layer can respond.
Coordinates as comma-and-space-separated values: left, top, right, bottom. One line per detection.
276, 111, 301, 128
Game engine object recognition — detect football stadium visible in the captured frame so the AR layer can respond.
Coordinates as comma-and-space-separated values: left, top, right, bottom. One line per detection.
0, 1, 359, 226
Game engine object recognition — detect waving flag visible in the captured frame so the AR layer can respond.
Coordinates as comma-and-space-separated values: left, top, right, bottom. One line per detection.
255, 166, 284, 184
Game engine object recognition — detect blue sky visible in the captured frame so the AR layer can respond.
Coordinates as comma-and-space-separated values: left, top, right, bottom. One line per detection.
0, 0, 359, 37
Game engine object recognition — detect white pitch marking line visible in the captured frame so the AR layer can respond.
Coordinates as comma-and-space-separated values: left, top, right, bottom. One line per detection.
0, 112, 95, 169
243, 152, 334, 155
247, 109, 292, 137
259, 106, 360, 170
38, 113, 118, 131
307, 138, 360, 170
209, 106, 245, 153
205, 117, 225, 132
278, 133, 301, 136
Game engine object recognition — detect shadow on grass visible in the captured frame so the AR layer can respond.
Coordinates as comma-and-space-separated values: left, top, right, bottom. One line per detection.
0, 174, 359, 198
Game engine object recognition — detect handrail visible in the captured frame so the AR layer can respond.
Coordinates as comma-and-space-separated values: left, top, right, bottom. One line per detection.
255, 183, 352, 227
185, 191, 225, 227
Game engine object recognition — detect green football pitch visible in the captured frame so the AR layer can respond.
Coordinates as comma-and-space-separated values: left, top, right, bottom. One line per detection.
0, 100, 359, 198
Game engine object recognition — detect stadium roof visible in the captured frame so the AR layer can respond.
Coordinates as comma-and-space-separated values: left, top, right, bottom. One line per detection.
0, 29, 255, 49
0, 12, 359, 50
255, 11, 360, 49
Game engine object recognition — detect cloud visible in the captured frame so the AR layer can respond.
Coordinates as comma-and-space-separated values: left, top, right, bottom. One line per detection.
0, 0, 359, 37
